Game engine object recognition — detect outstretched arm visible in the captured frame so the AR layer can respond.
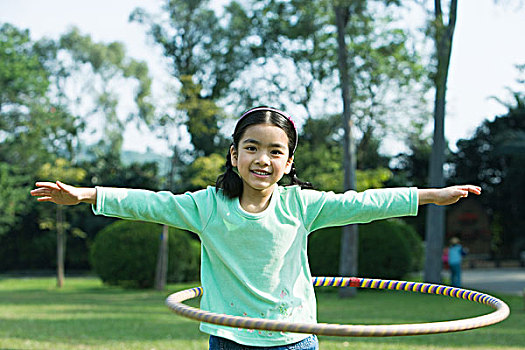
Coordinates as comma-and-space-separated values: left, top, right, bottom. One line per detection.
418, 185, 481, 206
30, 181, 97, 205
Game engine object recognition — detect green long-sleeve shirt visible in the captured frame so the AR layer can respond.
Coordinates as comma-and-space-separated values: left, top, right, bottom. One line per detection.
93, 185, 418, 346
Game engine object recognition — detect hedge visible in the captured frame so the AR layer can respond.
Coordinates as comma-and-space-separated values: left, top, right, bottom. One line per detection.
90, 220, 200, 288
308, 219, 422, 280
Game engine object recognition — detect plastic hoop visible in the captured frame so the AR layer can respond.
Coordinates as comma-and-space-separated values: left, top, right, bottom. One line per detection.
165, 276, 510, 337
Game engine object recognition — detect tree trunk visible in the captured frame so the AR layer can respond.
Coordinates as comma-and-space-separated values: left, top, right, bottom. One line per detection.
154, 145, 178, 291
424, 0, 457, 284
154, 225, 169, 290
335, 4, 358, 298
56, 205, 65, 288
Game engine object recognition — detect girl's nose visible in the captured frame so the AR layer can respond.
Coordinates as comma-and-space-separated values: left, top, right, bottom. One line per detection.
255, 153, 270, 165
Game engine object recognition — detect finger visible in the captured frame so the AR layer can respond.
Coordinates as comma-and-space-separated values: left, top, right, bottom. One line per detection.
56, 180, 74, 193
35, 182, 60, 190
462, 185, 481, 195
30, 188, 51, 196
36, 197, 54, 202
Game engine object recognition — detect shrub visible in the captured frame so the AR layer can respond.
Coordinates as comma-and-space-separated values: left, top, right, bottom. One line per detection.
308, 227, 341, 276
90, 220, 200, 288
357, 220, 412, 279
308, 219, 422, 280
390, 219, 423, 272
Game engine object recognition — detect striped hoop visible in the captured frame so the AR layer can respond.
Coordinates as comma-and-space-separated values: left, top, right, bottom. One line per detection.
165, 276, 510, 337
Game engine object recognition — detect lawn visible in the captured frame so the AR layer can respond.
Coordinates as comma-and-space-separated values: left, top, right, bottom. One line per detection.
0, 277, 522, 349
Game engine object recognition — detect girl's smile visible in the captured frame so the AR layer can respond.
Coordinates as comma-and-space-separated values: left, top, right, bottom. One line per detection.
251, 169, 271, 177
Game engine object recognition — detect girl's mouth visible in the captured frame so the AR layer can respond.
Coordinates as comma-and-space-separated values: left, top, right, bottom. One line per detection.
251, 170, 271, 177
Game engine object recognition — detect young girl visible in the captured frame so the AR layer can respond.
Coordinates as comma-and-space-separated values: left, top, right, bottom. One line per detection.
31, 106, 481, 350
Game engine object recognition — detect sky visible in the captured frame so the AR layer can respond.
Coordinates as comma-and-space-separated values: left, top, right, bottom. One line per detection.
1, 0, 524, 155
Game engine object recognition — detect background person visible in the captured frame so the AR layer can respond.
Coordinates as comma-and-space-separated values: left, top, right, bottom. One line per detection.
448, 237, 468, 287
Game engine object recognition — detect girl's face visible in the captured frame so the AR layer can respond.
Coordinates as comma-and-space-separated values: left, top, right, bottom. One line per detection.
231, 123, 294, 196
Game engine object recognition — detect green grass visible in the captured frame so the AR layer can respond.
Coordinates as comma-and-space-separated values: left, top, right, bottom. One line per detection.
0, 277, 523, 349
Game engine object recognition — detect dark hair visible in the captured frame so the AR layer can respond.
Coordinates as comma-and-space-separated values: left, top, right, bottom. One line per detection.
216, 107, 313, 198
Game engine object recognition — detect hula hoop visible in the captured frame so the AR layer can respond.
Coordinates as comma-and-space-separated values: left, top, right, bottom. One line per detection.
165, 276, 510, 337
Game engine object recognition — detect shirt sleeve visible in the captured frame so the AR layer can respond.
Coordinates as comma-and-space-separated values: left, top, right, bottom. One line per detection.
298, 187, 418, 232
91, 186, 214, 234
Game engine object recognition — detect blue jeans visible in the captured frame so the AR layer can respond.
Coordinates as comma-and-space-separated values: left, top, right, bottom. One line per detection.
209, 335, 319, 350
449, 263, 462, 287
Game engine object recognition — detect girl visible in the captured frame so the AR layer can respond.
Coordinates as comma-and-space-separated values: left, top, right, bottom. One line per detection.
31, 106, 481, 350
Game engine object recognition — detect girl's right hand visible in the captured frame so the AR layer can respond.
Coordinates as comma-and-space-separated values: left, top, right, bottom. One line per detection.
30, 181, 96, 205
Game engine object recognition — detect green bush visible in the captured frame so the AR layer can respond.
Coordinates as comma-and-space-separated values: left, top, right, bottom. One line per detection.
308, 226, 341, 276
357, 220, 412, 279
90, 220, 200, 288
390, 219, 423, 272
181, 239, 201, 284
308, 219, 422, 280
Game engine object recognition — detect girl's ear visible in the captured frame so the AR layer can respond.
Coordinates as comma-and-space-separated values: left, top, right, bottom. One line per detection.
230, 145, 238, 167
284, 156, 294, 175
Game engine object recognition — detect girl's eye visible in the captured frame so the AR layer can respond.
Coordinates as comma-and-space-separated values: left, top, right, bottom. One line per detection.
271, 150, 284, 155
245, 146, 256, 151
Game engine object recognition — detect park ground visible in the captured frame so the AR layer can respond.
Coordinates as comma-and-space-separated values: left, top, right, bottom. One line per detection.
1, 271, 524, 350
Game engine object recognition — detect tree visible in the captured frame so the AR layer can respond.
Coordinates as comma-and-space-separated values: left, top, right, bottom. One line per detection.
296, 114, 393, 193
451, 73, 525, 259
424, 0, 457, 283
130, 0, 254, 156
294, 115, 344, 191
0, 24, 48, 114
0, 24, 75, 165
38, 159, 86, 287
333, 3, 359, 297
248, 0, 427, 132
0, 24, 81, 241
0, 23, 160, 276
56, 27, 154, 157
334, 0, 418, 297
0, 24, 46, 236
238, 0, 335, 117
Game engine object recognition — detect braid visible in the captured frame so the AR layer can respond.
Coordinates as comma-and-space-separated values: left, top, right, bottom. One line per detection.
288, 163, 314, 189
215, 147, 243, 198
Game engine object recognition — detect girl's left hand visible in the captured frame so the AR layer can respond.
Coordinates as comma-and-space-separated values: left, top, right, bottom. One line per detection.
419, 185, 481, 206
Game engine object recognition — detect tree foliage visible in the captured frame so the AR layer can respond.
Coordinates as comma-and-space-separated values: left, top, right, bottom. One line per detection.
0, 22, 161, 274
0, 163, 29, 236
0, 24, 48, 108
296, 114, 393, 193
130, 0, 256, 157
451, 85, 525, 258
246, 1, 428, 142
56, 27, 154, 156
0, 24, 78, 165
185, 153, 225, 190
0, 24, 76, 237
